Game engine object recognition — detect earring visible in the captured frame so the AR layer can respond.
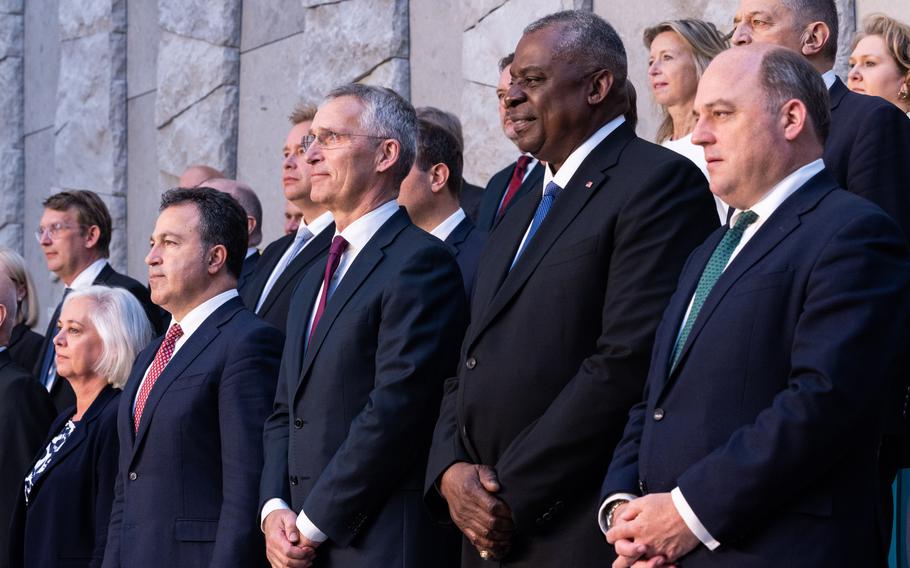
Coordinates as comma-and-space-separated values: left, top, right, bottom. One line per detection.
899, 85, 909, 101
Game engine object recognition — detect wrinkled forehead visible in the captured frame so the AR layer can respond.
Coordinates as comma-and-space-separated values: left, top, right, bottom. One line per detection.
313, 96, 365, 132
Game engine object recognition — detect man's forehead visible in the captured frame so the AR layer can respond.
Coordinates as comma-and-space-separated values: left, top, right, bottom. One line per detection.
736, 0, 787, 18
41, 207, 74, 221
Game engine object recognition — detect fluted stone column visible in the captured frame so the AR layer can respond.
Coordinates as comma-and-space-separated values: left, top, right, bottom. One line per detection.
0, 0, 25, 253
156, 0, 241, 188
54, 0, 128, 269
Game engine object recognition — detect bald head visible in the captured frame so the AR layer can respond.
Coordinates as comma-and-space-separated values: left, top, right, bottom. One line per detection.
0, 269, 17, 347
205, 178, 264, 247
179, 164, 224, 188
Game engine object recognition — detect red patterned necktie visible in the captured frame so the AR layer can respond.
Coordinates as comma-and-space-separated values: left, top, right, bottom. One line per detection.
133, 323, 184, 433
308, 236, 349, 344
497, 155, 533, 219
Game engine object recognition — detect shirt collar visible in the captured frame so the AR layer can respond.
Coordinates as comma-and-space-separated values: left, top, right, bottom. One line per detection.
168, 289, 239, 337
301, 211, 334, 239
336, 199, 399, 253
245, 248, 258, 259
429, 208, 466, 241
821, 69, 836, 90
68, 258, 108, 289
544, 116, 626, 191
730, 159, 825, 226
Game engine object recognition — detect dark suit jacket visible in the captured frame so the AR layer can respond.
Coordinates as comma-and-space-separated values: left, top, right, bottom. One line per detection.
240, 225, 334, 332
826, 78, 910, 240
444, 217, 487, 297
425, 122, 718, 567
602, 171, 910, 567
7, 324, 42, 378
34, 264, 166, 413
0, 351, 55, 568
261, 208, 467, 567
102, 296, 282, 568
459, 180, 484, 222
237, 250, 261, 293
9, 386, 120, 568
475, 160, 545, 232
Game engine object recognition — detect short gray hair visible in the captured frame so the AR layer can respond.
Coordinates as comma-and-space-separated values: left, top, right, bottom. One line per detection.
64, 286, 155, 389
759, 47, 831, 143
324, 84, 418, 185
524, 10, 628, 90
781, 0, 839, 61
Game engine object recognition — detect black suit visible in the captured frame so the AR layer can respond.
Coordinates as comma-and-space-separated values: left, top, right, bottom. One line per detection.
475, 160, 545, 232
444, 217, 487, 297
240, 226, 334, 332
425, 122, 718, 567
0, 351, 55, 568
9, 386, 120, 568
261, 208, 467, 567
34, 263, 166, 413
459, 180, 484, 222
237, 250, 261, 293
7, 324, 42, 377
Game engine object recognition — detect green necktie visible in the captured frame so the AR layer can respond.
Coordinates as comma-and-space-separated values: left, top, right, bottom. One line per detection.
669, 210, 759, 373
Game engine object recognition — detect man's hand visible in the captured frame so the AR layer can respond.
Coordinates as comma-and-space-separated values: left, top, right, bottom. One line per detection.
263, 509, 318, 568
439, 462, 515, 559
606, 493, 697, 567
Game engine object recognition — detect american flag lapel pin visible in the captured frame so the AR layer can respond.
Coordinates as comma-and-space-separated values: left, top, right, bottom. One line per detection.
585, 181, 593, 188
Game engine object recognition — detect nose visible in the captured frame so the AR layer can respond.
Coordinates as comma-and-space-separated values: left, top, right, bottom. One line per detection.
39, 230, 52, 246
648, 60, 659, 76
847, 63, 862, 82
283, 153, 294, 169
53, 326, 66, 347
690, 115, 711, 147
304, 142, 322, 165
731, 22, 751, 46
145, 243, 160, 267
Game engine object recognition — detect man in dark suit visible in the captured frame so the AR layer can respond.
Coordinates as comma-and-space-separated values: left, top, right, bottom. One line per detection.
206, 177, 264, 292
102, 188, 283, 568
399, 110, 487, 296
260, 84, 467, 568
425, 11, 718, 567
34, 190, 165, 412
475, 53, 545, 233
601, 44, 910, 568
240, 104, 334, 332
0, 269, 55, 568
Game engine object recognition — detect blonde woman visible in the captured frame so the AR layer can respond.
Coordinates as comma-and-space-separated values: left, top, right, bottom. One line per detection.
0, 249, 43, 371
849, 14, 910, 115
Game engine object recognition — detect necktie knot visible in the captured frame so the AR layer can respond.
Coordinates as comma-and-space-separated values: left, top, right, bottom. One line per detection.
543, 181, 562, 198
329, 235, 349, 257
731, 210, 759, 232
165, 323, 184, 344
296, 226, 314, 244
516, 155, 532, 172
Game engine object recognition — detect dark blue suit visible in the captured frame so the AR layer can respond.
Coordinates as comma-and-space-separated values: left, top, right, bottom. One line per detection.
474, 160, 545, 232
237, 250, 261, 293
240, 226, 334, 332
444, 217, 486, 297
602, 170, 910, 567
9, 386, 120, 568
261, 208, 467, 567
102, 296, 282, 568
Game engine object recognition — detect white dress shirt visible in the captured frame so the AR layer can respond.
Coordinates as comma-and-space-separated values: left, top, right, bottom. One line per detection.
67, 258, 109, 289
261, 199, 400, 542
821, 69, 836, 90
429, 208, 466, 241
132, 289, 239, 410
598, 159, 826, 548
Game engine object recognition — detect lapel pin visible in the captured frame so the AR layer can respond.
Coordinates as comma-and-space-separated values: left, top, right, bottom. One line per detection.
585, 181, 593, 188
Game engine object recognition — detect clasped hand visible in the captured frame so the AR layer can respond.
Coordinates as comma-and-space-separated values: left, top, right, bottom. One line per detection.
439, 462, 515, 559
605, 493, 700, 568
263, 509, 320, 568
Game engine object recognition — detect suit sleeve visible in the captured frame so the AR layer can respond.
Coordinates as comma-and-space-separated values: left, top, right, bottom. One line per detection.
303, 246, 468, 546
209, 323, 283, 568
492, 160, 717, 531
423, 373, 473, 520
90, 410, 120, 568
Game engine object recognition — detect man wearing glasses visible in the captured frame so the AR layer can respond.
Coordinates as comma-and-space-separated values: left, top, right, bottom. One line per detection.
34, 190, 164, 411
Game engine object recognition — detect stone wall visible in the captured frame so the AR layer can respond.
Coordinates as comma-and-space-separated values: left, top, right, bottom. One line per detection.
0, 0, 24, 253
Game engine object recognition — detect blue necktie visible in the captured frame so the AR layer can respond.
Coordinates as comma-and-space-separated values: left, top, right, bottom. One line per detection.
40, 287, 72, 390
511, 181, 563, 270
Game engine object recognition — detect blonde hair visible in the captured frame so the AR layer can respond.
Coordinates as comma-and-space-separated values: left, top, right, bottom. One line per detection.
0, 248, 39, 328
644, 20, 729, 143
853, 14, 910, 101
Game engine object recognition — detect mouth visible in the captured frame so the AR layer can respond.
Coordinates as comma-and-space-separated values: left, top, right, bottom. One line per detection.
508, 115, 536, 134
282, 176, 299, 185
652, 81, 668, 90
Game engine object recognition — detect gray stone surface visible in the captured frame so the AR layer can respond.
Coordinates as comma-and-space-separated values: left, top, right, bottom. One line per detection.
127, 92, 159, 279
0, 8, 24, 253
159, 0, 240, 47
23, 0, 58, 135
858, 0, 910, 22
409, 0, 462, 115
127, 0, 158, 98
24, 128, 59, 329
0, 1, 23, 14
240, 0, 305, 52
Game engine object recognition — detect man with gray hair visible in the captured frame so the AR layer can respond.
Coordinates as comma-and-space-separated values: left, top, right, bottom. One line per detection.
601, 43, 910, 568
425, 10, 717, 567
260, 83, 467, 567
204, 177, 263, 291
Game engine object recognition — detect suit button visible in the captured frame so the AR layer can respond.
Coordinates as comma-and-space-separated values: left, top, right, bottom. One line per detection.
466, 357, 477, 369
461, 425, 468, 438
290, 476, 298, 486
653, 408, 665, 421
294, 418, 304, 429
543, 512, 552, 521
128, 472, 138, 481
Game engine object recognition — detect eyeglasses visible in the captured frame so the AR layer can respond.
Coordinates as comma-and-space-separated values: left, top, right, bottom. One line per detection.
300, 130, 386, 152
35, 223, 84, 242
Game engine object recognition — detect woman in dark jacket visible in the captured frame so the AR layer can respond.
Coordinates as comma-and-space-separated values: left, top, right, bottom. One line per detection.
9, 286, 153, 568
0, 248, 44, 372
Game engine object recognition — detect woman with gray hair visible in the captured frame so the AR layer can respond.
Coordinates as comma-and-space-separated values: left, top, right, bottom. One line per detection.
9, 285, 154, 568
0, 248, 43, 372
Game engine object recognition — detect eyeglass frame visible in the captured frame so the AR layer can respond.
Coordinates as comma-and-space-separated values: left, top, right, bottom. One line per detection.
300, 129, 388, 153
34, 222, 87, 243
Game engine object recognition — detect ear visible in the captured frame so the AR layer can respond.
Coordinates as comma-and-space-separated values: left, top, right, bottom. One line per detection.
428, 163, 451, 195
206, 244, 229, 275
246, 215, 257, 238
375, 139, 402, 174
0, 304, 6, 330
82, 225, 102, 250
800, 21, 830, 59
780, 98, 808, 142
587, 69, 614, 105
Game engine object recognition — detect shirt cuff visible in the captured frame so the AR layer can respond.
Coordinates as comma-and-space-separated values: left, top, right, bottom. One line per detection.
671, 486, 720, 551
260, 498, 291, 532
597, 492, 638, 536
295, 509, 328, 543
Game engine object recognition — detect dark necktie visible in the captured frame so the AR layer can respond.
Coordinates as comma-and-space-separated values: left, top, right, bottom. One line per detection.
498, 156, 533, 219
510, 181, 563, 270
669, 210, 759, 372
40, 287, 72, 390
133, 323, 184, 433
309, 236, 349, 344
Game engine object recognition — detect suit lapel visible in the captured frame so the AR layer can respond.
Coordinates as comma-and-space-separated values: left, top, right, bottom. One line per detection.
829, 77, 848, 112
445, 218, 472, 251
242, 234, 294, 307
259, 224, 334, 315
